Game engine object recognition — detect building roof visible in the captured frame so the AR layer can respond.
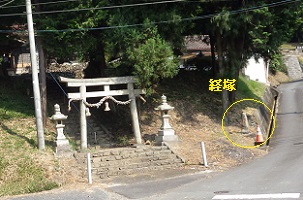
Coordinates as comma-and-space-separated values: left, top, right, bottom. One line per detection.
185, 35, 211, 52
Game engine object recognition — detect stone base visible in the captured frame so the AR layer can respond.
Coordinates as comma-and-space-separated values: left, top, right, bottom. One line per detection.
241, 129, 250, 134
56, 139, 73, 156
56, 146, 74, 157
158, 129, 175, 136
156, 135, 179, 144
56, 138, 69, 145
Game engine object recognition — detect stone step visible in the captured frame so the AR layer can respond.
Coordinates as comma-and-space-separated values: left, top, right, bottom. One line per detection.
75, 145, 184, 179
88, 139, 114, 146
94, 162, 184, 179
94, 162, 184, 177
92, 157, 183, 171
87, 131, 106, 137
89, 127, 105, 132
91, 152, 178, 165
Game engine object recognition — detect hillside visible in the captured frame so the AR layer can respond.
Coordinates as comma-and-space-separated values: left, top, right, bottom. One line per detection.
140, 71, 267, 169
0, 70, 288, 196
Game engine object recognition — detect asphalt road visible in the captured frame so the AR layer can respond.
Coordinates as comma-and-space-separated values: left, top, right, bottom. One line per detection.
4, 80, 303, 200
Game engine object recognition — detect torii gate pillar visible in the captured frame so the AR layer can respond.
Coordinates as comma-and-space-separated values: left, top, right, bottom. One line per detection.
128, 83, 142, 144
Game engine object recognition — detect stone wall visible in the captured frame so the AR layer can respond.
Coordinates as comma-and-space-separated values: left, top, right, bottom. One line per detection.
75, 145, 184, 179
255, 87, 279, 142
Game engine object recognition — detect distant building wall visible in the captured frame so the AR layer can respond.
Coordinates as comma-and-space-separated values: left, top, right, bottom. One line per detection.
7, 46, 39, 76
244, 57, 268, 84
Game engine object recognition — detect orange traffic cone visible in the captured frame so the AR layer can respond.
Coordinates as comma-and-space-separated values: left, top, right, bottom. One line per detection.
254, 125, 264, 146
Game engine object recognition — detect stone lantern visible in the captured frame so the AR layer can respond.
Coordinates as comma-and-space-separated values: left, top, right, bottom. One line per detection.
50, 104, 70, 153
155, 95, 178, 144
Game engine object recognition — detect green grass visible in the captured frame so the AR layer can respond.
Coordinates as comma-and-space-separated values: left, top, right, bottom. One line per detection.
237, 75, 266, 100
0, 79, 58, 197
0, 157, 57, 196
0, 79, 35, 119
280, 43, 297, 50
0, 123, 58, 197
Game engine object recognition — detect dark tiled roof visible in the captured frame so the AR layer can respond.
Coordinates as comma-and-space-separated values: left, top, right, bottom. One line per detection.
185, 35, 210, 51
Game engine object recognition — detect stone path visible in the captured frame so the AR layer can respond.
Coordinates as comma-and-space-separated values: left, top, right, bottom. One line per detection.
283, 51, 303, 81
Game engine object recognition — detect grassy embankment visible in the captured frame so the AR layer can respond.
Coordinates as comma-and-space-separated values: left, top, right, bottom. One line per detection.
0, 80, 58, 197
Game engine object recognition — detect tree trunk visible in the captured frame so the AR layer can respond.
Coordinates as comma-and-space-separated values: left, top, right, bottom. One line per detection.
228, 67, 239, 104
85, 37, 107, 78
228, 36, 245, 104
217, 33, 224, 77
216, 32, 229, 125
210, 33, 218, 78
37, 38, 48, 126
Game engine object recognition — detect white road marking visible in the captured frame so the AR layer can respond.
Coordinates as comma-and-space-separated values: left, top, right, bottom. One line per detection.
212, 193, 300, 199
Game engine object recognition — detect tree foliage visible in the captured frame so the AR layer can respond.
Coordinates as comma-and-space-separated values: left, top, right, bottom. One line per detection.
127, 28, 179, 94
193, 0, 303, 122
1, 0, 303, 94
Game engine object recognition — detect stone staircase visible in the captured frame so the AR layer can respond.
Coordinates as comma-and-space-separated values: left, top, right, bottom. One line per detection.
63, 108, 116, 148
75, 145, 184, 179
283, 55, 303, 80
282, 49, 303, 81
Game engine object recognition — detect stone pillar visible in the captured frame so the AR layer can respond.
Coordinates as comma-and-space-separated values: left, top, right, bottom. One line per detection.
155, 95, 178, 144
55, 123, 69, 147
241, 112, 249, 133
50, 104, 72, 154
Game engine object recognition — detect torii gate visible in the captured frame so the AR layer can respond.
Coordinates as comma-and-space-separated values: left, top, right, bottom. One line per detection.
60, 76, 145, 149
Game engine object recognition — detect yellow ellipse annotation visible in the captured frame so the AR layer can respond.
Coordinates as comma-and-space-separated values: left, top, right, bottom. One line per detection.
222, 98, 276, 149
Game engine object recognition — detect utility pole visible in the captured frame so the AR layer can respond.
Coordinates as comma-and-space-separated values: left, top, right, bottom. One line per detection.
26, 0, 45, 150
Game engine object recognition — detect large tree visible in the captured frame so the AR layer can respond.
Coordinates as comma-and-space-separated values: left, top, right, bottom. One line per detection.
201, 0, 302, 123
0, 0, 26, 55
34, 0, 187, 81
33, 0, 110, 77
101, 0, 190, 91
3, 0, 301, 109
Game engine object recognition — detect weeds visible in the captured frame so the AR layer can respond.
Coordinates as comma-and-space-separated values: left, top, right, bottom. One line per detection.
0, 79, 58, 197
237, 75, 266, 101
116, 135, 130, 146
0, 156, 8, 177
0, 154, 58, 196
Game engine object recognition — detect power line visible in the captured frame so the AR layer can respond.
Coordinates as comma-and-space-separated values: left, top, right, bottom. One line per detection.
1, 0, 79, 9
0, 0, 300, 33
0, 0, 238, 10
35, 0, 186, 15
0, 0, 186, 16
0, 0, 14, 8
38, 0, 303, 32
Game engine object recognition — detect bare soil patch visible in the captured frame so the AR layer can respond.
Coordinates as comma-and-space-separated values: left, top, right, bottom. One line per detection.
268, 72, 289, 87
140, 99, 267, 173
